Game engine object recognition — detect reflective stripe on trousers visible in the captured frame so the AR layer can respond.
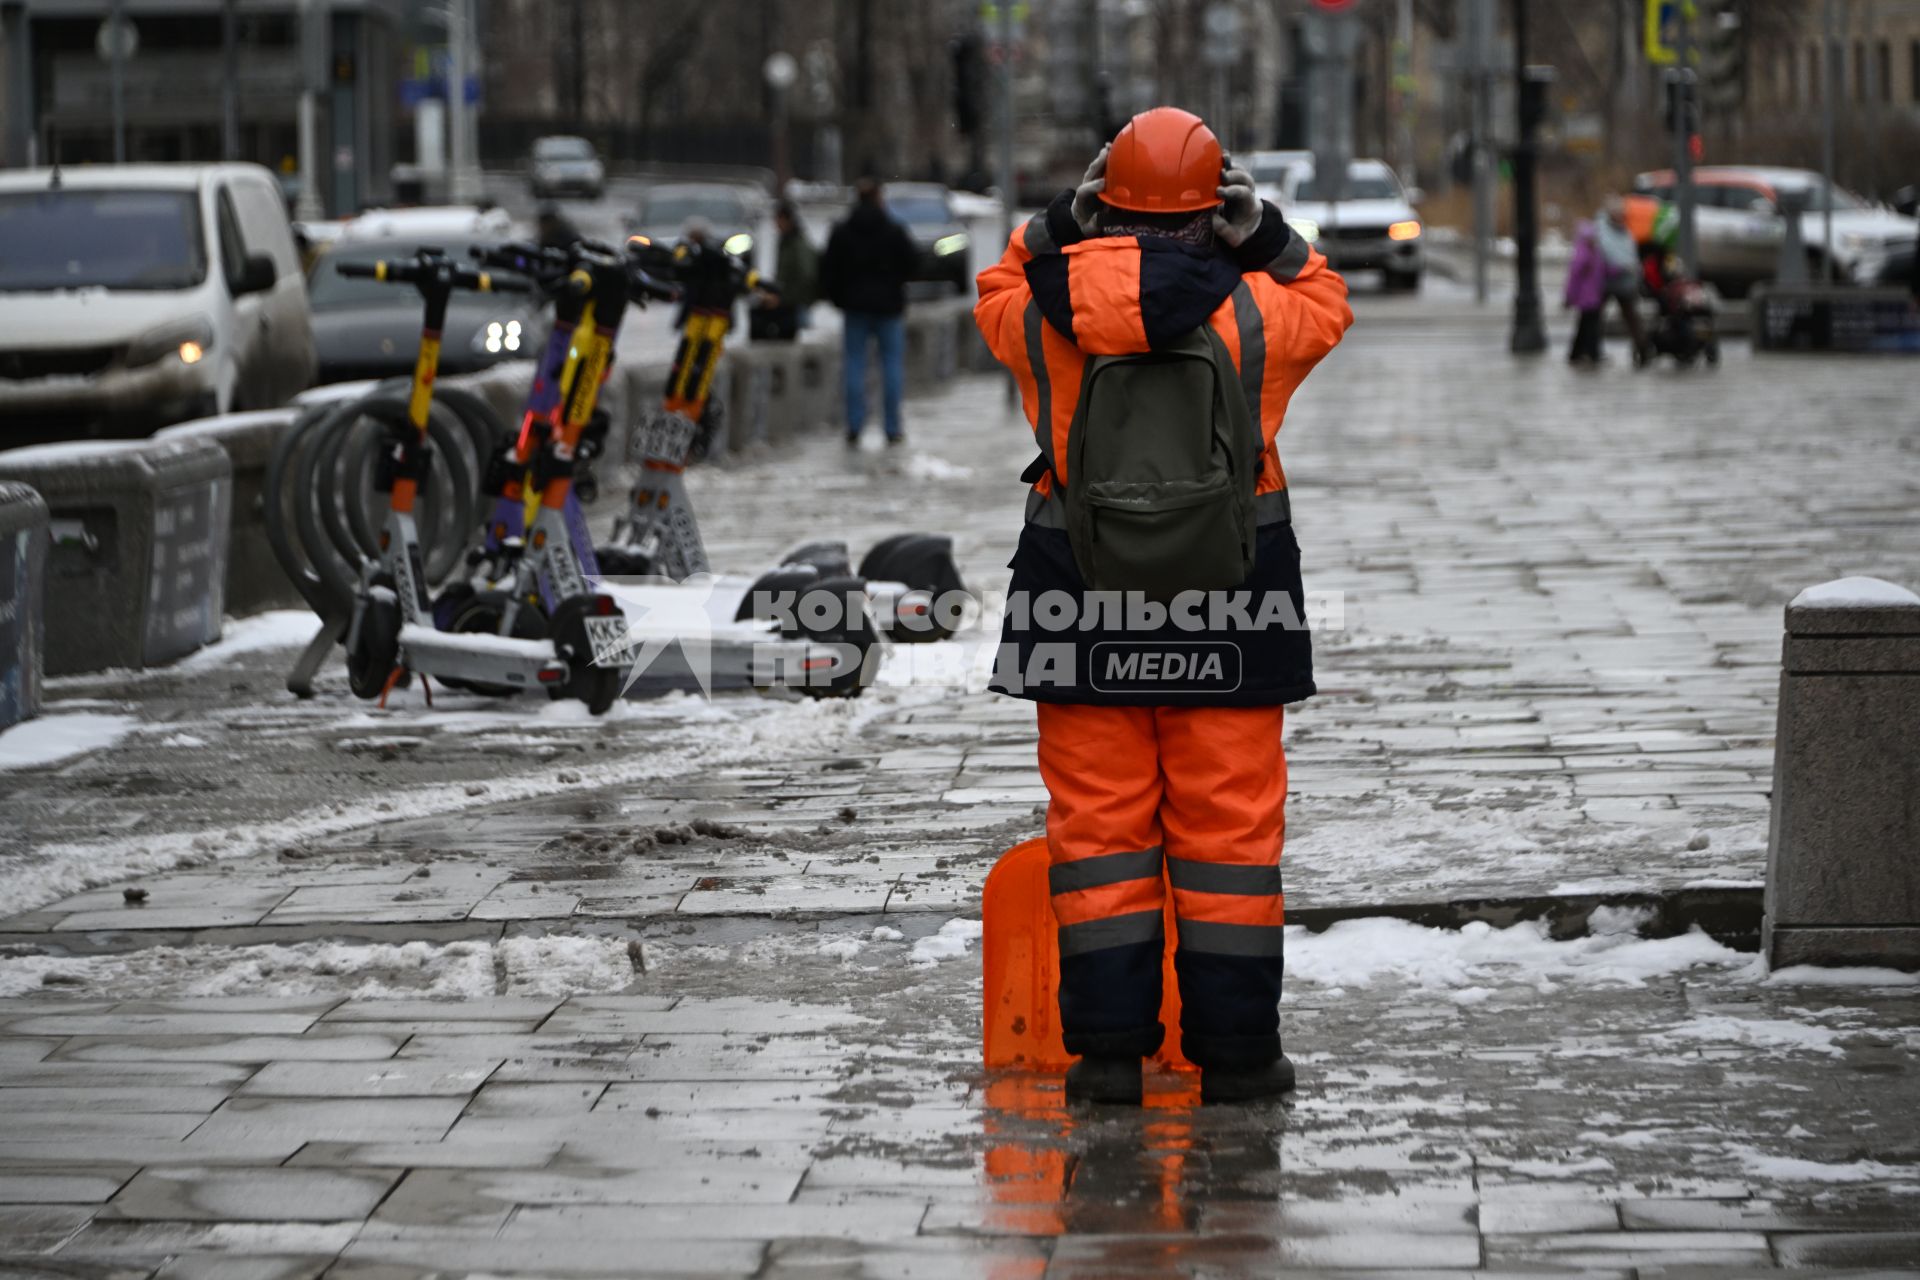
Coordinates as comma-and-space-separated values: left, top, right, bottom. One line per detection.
1037, 702, 1288, 1063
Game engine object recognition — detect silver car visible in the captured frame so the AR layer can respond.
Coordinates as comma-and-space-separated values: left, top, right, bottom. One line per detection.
1633, 166, 1920, 296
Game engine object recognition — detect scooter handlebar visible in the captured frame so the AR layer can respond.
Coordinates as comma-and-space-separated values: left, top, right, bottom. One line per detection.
332, 255, 523, 294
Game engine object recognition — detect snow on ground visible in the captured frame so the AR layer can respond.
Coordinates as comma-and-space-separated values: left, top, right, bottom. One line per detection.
0, 689, 875, 918
177, 610, 328, 670
0, 934, 636, 1000
1766, 964, 1920, 987
1651, 1013, 1852, 1057
0, 712, 137, 771
1726, 1147, 1920, 1184
1283, 916, 1745, 995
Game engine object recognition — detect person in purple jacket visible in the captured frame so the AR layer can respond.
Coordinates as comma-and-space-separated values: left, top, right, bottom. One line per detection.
1563, 218, 1609, 367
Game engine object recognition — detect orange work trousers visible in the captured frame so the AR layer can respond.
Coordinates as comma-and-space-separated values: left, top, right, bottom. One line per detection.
1036, 702, 1287, 1070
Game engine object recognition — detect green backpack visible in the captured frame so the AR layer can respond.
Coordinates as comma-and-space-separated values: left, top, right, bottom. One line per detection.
1056, 326, 1260, 602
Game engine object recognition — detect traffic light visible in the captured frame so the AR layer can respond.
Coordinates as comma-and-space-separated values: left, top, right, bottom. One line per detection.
951, 32, 986, 137
1663, 68, 1700, 135
1697, 0, 1745, 112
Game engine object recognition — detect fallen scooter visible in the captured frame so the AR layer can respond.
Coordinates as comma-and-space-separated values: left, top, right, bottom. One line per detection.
598, 237, 969, 658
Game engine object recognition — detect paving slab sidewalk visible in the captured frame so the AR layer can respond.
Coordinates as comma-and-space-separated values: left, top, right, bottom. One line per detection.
3, 297, 1918, 1275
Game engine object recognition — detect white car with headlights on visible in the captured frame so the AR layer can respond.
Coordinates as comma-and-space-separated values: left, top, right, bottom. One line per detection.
306, 236, 539, 385
528, 136, 605, 201
1280, 159, 1425, 292
0, 163, 315, 443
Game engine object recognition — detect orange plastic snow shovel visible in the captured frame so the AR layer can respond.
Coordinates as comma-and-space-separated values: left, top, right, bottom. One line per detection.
982, 837, 1192, 1071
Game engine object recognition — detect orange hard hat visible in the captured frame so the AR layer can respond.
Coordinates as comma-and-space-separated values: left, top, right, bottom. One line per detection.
1099, 107, 1223, 214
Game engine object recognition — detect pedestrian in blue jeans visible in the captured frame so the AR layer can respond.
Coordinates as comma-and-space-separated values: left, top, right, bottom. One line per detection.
822, 178, 918, 446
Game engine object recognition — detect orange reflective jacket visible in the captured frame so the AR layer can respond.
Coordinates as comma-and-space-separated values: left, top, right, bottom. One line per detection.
974, 210, 1352, 500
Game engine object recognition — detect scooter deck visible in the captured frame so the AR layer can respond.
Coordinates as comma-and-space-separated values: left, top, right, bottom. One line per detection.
398, 624, 565, 691
982, 837, 1192, 1072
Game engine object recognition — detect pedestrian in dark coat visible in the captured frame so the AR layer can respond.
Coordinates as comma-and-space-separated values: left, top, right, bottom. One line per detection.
822, 179, 918, 445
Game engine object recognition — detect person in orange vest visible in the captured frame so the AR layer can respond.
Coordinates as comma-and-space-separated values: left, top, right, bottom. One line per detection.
975, 107, 1352, 1104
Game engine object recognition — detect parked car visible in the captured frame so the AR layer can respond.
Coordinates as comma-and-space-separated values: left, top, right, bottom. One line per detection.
306, 236, 541, 385
628, 182, 762, 259
0, 163, 315, 440
1633, 166, 1920, 296
528, 135, 605, 200
1280, 159, 1424, 291
884, 182, 971, 295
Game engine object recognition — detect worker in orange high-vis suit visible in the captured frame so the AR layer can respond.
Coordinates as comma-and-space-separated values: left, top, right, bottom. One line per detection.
975, 107, 1352, 1104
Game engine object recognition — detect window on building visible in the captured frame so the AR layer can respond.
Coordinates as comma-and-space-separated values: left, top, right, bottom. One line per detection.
1853, 40, 1866, 102
1809, 44, 1822, 104
1878, 39, 1893, 102
1911, 38, 1920, 102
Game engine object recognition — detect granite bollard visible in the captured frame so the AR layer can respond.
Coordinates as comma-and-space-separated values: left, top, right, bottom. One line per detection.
1764, 576, 1920, 970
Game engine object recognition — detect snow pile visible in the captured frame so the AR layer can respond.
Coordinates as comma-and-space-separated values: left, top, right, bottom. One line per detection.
1284, 917, 1743, 993
1766, 964, 1920, 988
817, 934, 867, 962
911, 917, 984, 967
493, 935, 634, 995
1790, 576, 1920, 610
0, 934, 637, 1000
0, 712, 137, 771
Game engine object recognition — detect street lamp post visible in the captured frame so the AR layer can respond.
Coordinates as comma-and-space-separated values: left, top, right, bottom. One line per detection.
1508, 0, 1548, 355
107, 0, 127, 162
764, 51, 798, 193
294, 0, 324, 221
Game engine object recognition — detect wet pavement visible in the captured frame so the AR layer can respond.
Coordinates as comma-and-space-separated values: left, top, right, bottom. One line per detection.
3, 287, 1919, 1275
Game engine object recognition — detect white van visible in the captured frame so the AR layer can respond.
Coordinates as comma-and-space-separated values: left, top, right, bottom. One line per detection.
0, 163, 316, 440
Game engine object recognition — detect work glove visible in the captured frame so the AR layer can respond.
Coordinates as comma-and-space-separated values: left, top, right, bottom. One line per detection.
1071, 145, 1110, 237
1213, 160, 1262, 247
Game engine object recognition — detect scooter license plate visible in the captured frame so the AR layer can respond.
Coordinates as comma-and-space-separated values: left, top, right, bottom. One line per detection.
583, 616, 635, 666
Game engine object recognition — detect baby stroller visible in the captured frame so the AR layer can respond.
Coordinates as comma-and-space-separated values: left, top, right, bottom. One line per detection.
1634, 249, 1720, 369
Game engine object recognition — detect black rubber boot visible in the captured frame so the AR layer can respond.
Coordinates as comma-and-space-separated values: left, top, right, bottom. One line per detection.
1064, 1054, 1143, 1105
1200, 1054, 1297, 1104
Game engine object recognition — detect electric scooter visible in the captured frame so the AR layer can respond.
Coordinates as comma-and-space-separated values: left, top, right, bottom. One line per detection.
597, 240, 968, 649
448, 238, 886, 700
336, 247, 626, 713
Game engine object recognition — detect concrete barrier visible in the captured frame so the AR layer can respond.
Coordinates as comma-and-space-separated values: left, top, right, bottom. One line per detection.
904, 299, 964, 392
1764, 576, 1920, 970
1753, 286, 1920, 353
156, 410, 300, 617
727, 349, 775, 452
0, 437, 231, 675
0, 483, 48, 728
792, 344, 838, 435
444, 359, 538, 432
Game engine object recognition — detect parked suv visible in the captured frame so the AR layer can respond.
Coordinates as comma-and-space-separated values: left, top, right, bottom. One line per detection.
1633, 166, 1920, 296
1280, 159, 1424, 291
0, 163, 315, 440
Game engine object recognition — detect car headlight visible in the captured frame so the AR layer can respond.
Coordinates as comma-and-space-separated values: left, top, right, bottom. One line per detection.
1388, 220, 1422, 241
1839, 232, 1872, 254
475, 319, 524, 355
1286, 217, 1321, 244
723, 232, 754, 257
125, 319, 214, 368
934, 232, 969, 256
